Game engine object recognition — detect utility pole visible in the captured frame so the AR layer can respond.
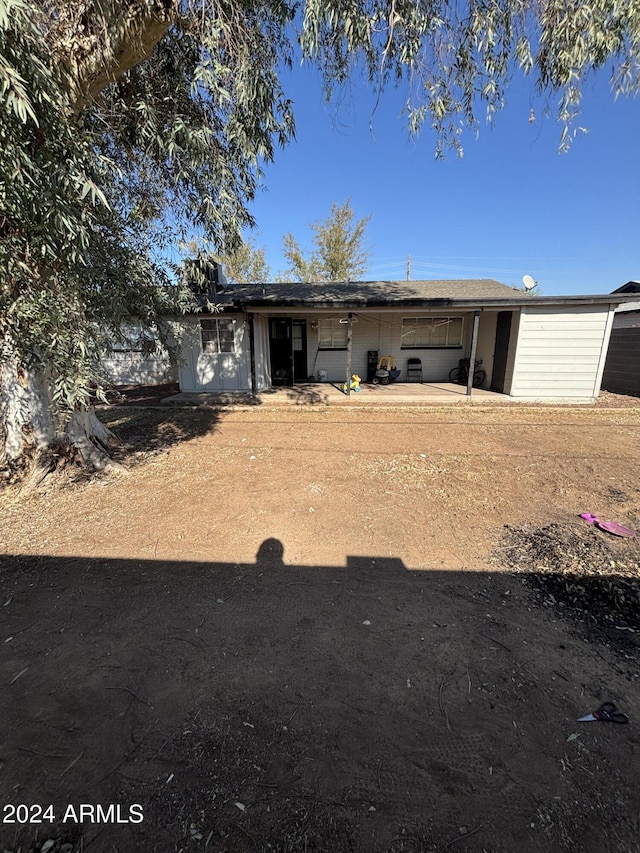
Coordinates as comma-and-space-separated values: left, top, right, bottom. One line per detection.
406, 254, 411, 281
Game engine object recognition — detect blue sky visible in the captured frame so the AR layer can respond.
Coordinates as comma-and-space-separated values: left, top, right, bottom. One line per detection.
244, 63, 639, 296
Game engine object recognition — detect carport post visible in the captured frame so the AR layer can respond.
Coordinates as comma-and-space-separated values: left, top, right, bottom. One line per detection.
345, 312, 353, 397
467, 310, 481, 397
247, 312, 256, 395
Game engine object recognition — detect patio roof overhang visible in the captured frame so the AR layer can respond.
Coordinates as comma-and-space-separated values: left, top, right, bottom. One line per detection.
185, 277, 640, 315
231, 294, 635, 312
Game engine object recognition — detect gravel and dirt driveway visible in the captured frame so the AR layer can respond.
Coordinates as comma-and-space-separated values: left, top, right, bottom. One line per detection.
2, 394, 640, 852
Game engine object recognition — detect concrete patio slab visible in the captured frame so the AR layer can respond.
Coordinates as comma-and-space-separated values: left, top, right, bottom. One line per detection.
161, 382, 510, 407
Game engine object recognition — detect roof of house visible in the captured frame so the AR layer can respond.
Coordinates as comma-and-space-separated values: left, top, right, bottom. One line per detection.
210, 278, 636, 310
612, 281, 640, 294
226, 278, 519, 304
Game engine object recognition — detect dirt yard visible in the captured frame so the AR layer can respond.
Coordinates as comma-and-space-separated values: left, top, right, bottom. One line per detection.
2, 396, 640, 852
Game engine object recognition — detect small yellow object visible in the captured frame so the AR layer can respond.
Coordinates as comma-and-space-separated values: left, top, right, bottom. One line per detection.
377, 356, 395, 371
342, 373, 361, 392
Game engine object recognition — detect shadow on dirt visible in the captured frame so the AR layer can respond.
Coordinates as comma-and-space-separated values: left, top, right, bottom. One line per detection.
99, 406, 224, 463
101, 382, 181, 407
496, 522, 640, 653
259, 383, 329, 405
94, 383, 227, 466
2, 543, 640, 853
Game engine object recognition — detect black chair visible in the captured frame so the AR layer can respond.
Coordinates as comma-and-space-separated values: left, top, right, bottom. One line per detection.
406, 358, 423, 382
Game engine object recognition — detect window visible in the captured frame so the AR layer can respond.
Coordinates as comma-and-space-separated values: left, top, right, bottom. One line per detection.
201, 318, 235, 353
318, 318, 348, 349
401, 317, 463, 348
111, 324, 156, 354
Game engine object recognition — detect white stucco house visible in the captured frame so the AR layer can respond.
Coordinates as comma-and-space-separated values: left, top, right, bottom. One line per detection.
169, 278, 634, 403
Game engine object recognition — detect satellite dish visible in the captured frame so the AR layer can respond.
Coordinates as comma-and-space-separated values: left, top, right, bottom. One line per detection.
522, 274, 537, 291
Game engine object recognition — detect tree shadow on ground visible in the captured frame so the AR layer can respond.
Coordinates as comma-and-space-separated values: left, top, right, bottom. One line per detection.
259, 383, 329, 405
101, 382, 181, 406
100, 405, 223, 463
2, 544, 640, 853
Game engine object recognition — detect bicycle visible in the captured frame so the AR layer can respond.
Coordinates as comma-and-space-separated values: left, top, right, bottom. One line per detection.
449, 358, 486, 388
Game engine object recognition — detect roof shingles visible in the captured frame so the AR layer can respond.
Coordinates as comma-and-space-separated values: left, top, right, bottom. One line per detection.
226, 279, 519, 305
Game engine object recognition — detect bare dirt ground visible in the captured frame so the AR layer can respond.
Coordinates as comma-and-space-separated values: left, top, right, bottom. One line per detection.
2, 392, 640, 852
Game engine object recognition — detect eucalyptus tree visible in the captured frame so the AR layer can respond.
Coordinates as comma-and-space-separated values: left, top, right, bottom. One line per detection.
2, 0, 639, 476
1, 0, 294, 474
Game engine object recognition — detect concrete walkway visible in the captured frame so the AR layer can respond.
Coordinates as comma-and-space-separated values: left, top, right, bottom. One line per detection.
161, 381, 510, 407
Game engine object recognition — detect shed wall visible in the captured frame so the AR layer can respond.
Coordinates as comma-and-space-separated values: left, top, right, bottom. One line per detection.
473, 312, 497, 389
601, 325, 640, 396
502, 311, 521, 395
176, 314, 251, 392
611, 310, 640, 330
510, 305, 613, 399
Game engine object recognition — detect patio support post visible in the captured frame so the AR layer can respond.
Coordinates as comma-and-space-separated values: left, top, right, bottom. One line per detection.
345, 312, 353, 397
247, 312, 256, 395
467, 310, 481, 397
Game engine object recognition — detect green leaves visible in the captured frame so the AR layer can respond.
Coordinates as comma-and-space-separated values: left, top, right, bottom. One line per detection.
281, 199, 371, 282
214, 238, 271, 283
1, 0, 300, 425
300, 0, 640, 154
1, 65, 38, 125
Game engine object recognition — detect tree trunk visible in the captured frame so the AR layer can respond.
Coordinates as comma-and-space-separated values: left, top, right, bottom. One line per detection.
1, 351, 119, 482
49, 0, 179, 114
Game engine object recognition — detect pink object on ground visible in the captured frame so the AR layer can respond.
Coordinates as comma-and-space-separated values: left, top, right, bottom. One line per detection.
580, 513, 635, 538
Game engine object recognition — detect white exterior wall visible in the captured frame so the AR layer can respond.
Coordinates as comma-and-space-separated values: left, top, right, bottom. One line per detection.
101, 351, 177, 385
176, 314, 252, 392
470, 312, 497, 389
307, 312, 468, 382
510, 305, 615, 400
502, 311, 521, 395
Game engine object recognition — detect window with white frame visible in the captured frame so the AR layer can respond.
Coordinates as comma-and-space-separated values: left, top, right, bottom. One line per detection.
318, 317, 348, 349
401, 316, 463, 348
200, 318, 236, 353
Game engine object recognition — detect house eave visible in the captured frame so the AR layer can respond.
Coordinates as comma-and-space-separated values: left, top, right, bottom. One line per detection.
229, 294, 634, 311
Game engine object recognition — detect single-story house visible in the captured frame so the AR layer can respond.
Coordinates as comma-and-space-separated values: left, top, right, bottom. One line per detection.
100, 324, 177, 386
171, 278, 635, 402
601, 281, 640, 397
